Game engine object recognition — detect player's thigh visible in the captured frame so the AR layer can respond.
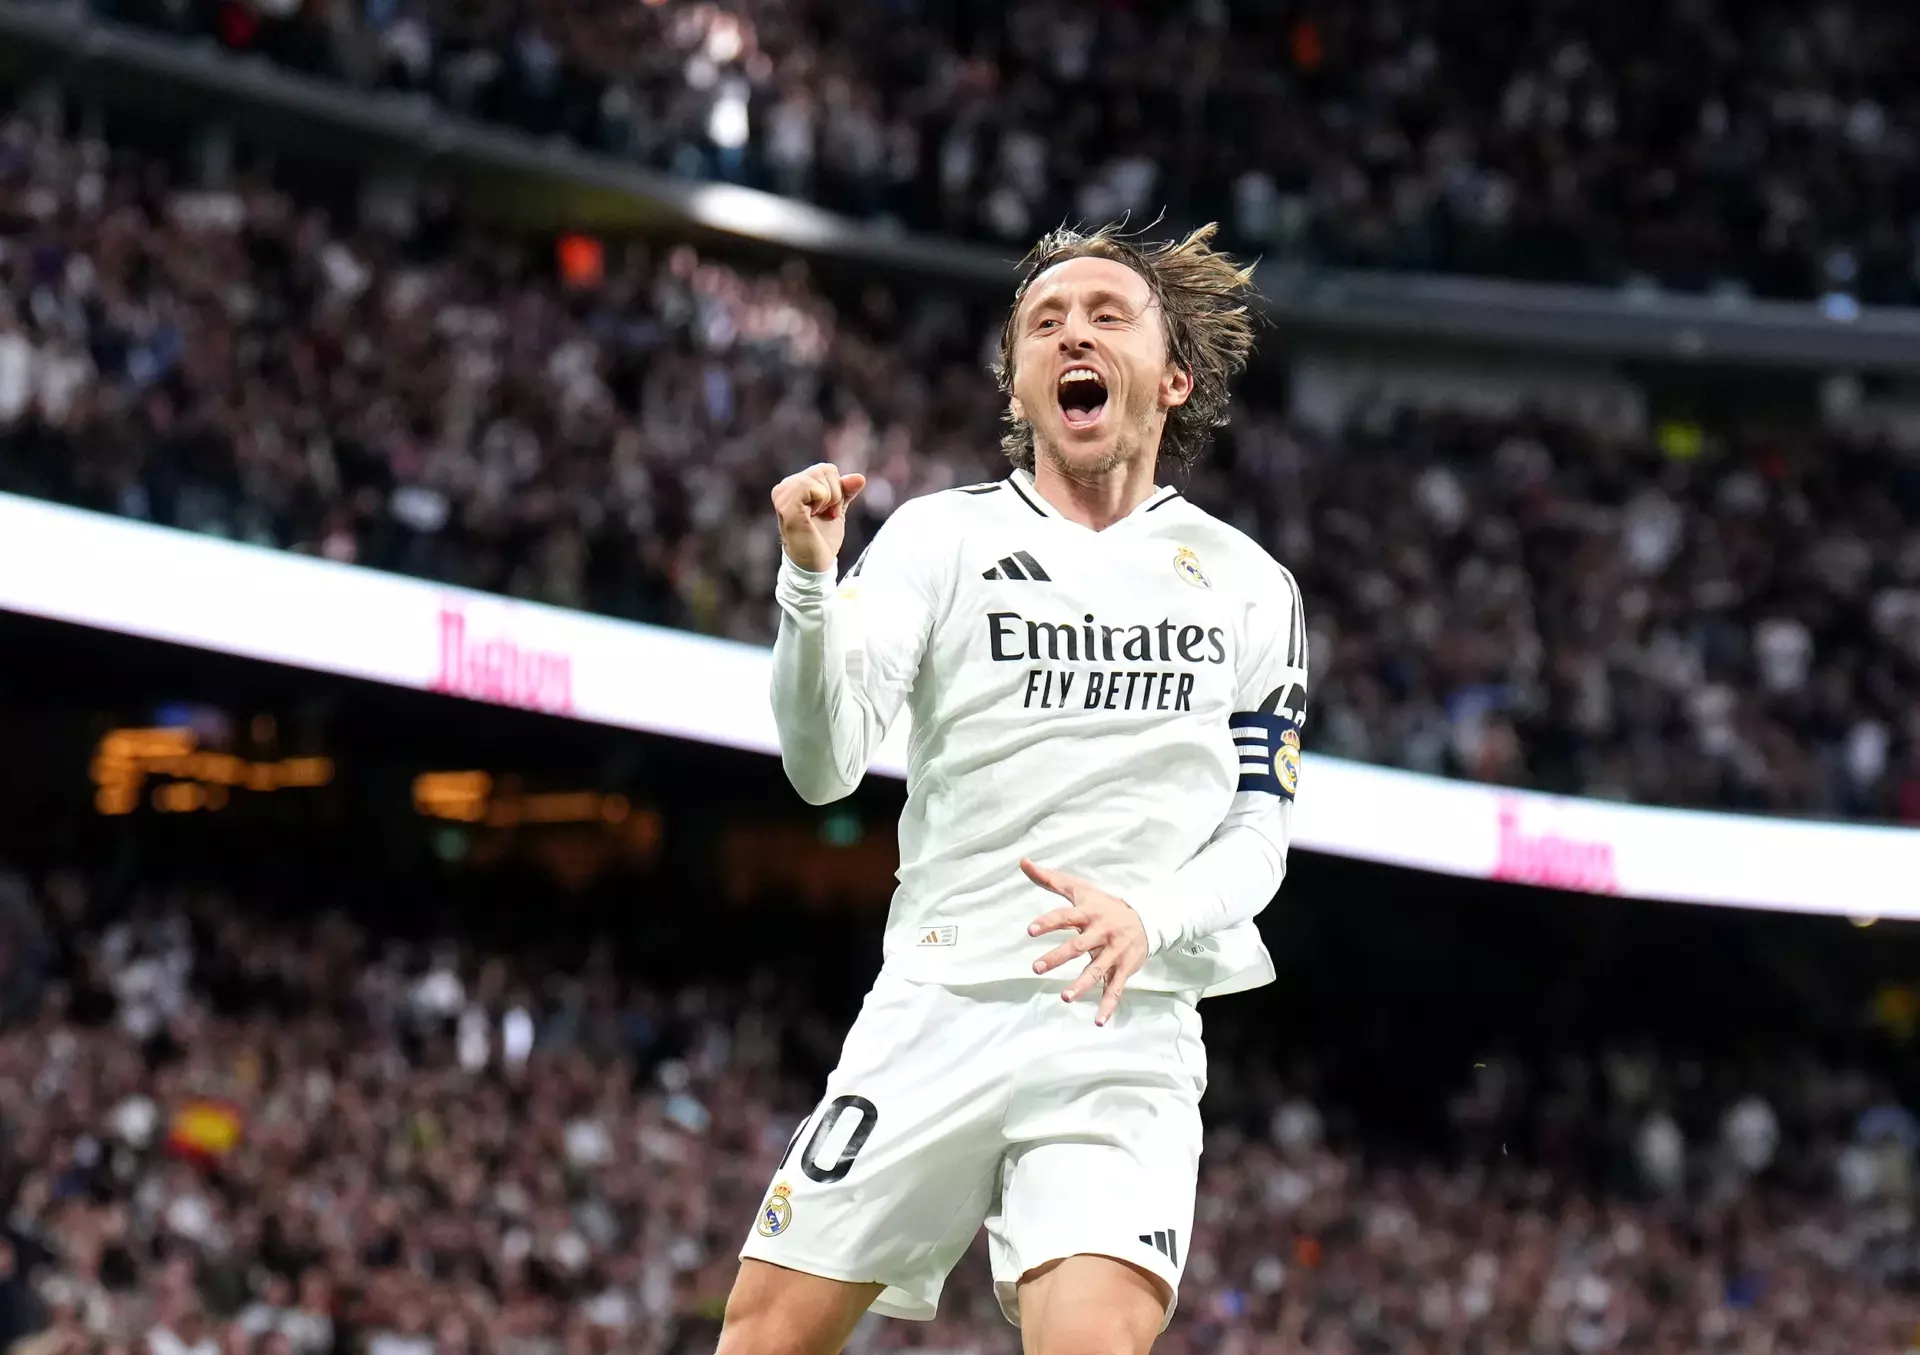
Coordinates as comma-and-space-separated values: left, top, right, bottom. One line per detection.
1016, 1255, 1168, 1355
739, 975, 1017, 1319
988, 992, 1205, 1330
716, 1258, 883, 1355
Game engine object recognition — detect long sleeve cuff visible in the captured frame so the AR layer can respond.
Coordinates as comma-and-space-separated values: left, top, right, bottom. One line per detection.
1125, 882, 1191, 956
776, 554, 837, 609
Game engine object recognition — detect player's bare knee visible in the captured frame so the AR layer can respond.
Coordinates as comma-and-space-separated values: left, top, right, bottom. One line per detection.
1027, 1313, 1157, 1355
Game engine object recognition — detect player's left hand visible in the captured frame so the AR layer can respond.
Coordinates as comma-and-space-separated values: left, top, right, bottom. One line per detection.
1021, 858, 1150, 1026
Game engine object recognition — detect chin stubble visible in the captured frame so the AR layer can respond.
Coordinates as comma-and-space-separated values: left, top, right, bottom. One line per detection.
1035, 434, 1133, 482
1032, 394, 1161, 482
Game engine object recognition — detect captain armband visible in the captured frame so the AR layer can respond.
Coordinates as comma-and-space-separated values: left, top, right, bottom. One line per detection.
1229, 678, 1307, 799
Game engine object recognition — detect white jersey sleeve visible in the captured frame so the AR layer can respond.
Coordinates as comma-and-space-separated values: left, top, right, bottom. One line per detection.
770, 499, 947, 804
1126, 562, 1308, 954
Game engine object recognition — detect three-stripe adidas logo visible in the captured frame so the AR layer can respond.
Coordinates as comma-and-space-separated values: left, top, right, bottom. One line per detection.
981, 551, 1051, 581
1138, 1229, 1180, 1265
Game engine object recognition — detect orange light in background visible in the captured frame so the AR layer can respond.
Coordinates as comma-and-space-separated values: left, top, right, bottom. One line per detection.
557, 233, 605, 290
185, 753, 246, 785
96, 785, 138, 817
509, 792, 609, 826
414, 771, 493, 823
412, 772, 643, 835
153, 782, 205, 814
275, 758, 334, 788
91, 726, 333, 815
99, 728, 196, 765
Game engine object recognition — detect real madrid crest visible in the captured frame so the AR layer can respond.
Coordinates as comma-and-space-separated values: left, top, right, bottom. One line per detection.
1173, 547, 1210, 589
1275, 727, 1302, 797
757, 1182, 793, 1237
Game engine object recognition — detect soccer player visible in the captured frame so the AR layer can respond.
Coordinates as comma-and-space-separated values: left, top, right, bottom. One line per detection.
724, 222, 1309, 1355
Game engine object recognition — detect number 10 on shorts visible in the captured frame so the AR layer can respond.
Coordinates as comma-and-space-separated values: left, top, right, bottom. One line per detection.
759, 1096, 880, 1238
784, 1095, 881, 1184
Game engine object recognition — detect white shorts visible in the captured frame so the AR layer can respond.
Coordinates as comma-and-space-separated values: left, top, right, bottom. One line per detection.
738, 972, 1207, 1327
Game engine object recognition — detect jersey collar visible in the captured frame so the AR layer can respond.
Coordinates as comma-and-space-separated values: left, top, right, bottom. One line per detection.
1006, 468, 1183, 527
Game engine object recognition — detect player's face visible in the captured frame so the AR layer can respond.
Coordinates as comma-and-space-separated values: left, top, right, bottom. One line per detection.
1008, 256, 1194, 478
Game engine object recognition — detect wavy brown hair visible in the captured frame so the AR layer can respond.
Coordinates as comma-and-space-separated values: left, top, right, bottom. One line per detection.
993, 220, 1259, 473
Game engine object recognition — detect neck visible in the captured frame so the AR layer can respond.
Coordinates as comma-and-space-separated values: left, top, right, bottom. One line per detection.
1030, 448, 1160, 531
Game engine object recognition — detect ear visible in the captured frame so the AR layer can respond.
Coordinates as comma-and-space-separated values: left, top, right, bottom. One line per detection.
1010, 394, 1028, 424
1161, 363, 1194, 410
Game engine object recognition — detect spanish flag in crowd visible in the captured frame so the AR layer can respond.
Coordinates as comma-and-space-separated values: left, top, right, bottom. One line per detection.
166, 1098, 244, 1163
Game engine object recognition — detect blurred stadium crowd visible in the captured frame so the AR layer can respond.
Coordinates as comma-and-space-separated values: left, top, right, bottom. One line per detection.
0, 862, 1916, 1355
79, 0, 1920, 301
2, 111, 1918, 819
1, 4, 1919, 1355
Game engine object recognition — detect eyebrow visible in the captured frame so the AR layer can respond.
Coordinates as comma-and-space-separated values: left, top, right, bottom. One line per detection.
1025, 287, 1141, 319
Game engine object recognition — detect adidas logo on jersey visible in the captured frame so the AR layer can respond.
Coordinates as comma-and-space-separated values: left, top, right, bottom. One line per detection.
916, 925, 958, 947
981, 552, 1051, 582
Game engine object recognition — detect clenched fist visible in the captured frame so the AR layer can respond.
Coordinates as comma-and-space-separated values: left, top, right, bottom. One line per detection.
772, 463, 868, 573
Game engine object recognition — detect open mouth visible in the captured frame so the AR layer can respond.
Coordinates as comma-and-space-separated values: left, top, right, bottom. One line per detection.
1057, 368, 1109, 430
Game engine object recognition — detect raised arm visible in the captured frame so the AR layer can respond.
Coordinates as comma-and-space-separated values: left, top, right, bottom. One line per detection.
769, 464, 943, 805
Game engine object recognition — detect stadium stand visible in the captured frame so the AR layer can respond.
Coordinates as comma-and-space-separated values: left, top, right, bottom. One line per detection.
73, 0, 1920, 301
1, 110, 1918, 818
1, 2, 1919, 1349
0, 858, 1917, 1355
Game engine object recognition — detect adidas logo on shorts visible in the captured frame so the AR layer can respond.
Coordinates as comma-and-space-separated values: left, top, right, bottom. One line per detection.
1138, 1229, 1180, 1264
916, 925, 958, 947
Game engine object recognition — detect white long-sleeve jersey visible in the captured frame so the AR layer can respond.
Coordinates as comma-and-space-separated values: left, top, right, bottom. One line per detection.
771, 468, 1309, 999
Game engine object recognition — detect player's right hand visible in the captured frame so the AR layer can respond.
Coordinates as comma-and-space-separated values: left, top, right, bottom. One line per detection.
772, 463, 868, 573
